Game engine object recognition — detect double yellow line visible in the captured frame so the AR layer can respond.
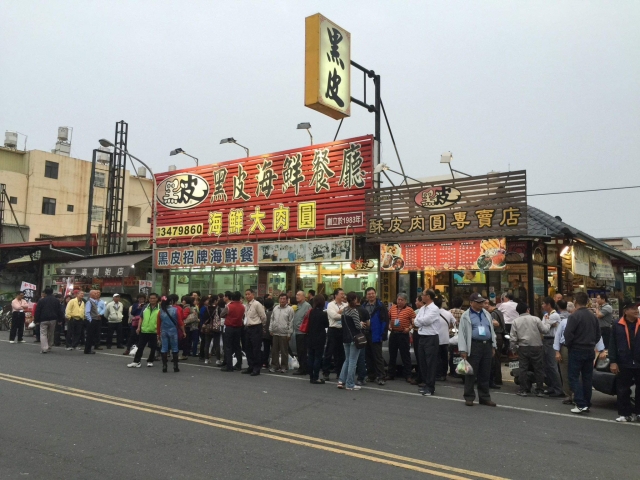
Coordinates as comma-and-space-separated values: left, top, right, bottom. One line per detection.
0, 373, 508, 480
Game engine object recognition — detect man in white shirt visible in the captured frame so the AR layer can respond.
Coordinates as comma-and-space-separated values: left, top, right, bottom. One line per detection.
105, 294, 124, 349
242, 288, 267, 376
498, 293, 519, 332
541, 297, 563, 397
323, 288, 347, 381
414, 289, 441, 396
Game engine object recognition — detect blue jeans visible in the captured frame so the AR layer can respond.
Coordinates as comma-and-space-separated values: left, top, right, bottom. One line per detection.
356, 347, 366, 381
339, 342, 360, 388
568, 348, 595, 408
161, 329, 179, 353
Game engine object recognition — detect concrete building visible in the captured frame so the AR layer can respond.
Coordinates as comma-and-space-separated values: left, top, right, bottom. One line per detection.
0, 146, 153, 248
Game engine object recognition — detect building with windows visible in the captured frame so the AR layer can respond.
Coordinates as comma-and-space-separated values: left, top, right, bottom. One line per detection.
0, 146, 153, 245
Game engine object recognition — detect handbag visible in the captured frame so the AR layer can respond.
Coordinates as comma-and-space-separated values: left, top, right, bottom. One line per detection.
342, 312, 367, 349
130, 315, 141, 329
184, 307, 199, 327
299, 309, 311, 334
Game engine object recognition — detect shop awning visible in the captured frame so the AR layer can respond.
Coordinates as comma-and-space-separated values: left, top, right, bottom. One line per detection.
56, 252, 152, 277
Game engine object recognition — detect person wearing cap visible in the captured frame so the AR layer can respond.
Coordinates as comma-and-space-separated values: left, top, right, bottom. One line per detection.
458, 293, 497, 406
105, 294, 125, 349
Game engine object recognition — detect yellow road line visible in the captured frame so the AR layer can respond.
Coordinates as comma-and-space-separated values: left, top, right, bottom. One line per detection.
0, 373, 508, 480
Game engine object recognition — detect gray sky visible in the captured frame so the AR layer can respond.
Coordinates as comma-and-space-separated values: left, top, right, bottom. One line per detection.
2, 1, 639, 243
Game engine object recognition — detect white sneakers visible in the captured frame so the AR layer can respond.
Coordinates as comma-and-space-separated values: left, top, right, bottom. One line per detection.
127, 362, 141, 368
9, 341, 15, 344
204, 360, 209, 365
346, 385, 362, 391
147, 362, 153, 367
616, 414, 638, 422
571, 406, 590, 414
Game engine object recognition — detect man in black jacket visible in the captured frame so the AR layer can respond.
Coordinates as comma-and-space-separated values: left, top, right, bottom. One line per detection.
34, 288, 64, 353
564, 292, 603, 414
609, 302, 640, 422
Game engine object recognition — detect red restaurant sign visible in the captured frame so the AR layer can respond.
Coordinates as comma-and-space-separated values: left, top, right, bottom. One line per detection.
155, 136, 373, 245
380, 238, 507, 272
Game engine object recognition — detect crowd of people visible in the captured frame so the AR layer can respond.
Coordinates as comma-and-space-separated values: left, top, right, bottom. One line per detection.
8, 285, 639, 422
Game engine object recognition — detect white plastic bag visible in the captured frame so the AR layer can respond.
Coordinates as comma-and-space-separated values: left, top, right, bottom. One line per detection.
288, 355, 299, 370
449, 335, 458, 345
129, 345, 138, 356
456, 359, 474, 376
28, 321, 36, 329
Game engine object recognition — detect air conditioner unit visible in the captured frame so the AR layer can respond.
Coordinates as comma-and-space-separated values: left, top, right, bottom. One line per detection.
137, 167, 147, 178
4, 131, 18, 148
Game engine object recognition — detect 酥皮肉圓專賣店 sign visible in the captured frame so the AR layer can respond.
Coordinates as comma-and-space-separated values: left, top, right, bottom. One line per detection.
155, 136, 373, 246
365, 171, 528, 242
304, 13, 351, 120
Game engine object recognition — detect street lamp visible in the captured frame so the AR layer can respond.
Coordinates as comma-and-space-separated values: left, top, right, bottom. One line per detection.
296, 122, 313, 145
170, 147, 199, 166
220, 137, 249, 157
373, 163, 421, 184
99, 138, 158, 290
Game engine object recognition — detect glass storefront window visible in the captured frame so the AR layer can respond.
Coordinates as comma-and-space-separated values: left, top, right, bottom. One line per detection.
267, 271, 287, 296
299, 264, 318, 295
532, 264, 545, 317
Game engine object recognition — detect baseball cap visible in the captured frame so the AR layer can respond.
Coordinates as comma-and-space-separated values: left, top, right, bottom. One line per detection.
113, 293, 120, 298
469, 293, 486, 303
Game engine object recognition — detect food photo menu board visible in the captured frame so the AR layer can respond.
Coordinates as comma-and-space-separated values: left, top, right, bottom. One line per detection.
380, 238, 507, 272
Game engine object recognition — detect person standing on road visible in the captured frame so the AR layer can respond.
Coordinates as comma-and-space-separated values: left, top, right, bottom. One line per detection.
415, 289, 441, 396
261, 297, 274, 369
458, 293, 497, 407
387, 293, 416, 384
34, 287, 63, 353
413, 296, 425, 387
435, 297, 455, 383
242, 289, 267, 377
269, 293, 294, 373
362, 287, 388, 386
53, 294, 67, 347
9, 291, 29, 344
84, 290, 103, 354
127, 293, 160, 368
564, 292, 604, 414
510, 303, 550, 397
338, 292, 363, 391
595, 294, 613, 350
125, 295, 146, 355
323, 288, 347, 381
220, 291, 245, 372
487, 301, 505, 388
158, 295, 185, 373
541, 297, 563, 397
553, 300, 574, 404
608, 302, 640, 422
307, 295, 329, 384
291, 291, 311, 376
104, 294, 124, 349
65, 290, 85, 350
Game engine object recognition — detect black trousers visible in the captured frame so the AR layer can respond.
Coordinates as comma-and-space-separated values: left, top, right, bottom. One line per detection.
388, 332, 412, 379
600, 326, 611, 350
616, 367, 640, 417
295, 334, 308, 373
211, 331, 221, 360
307, 346, 323, 381
84, 319, 101, 353
322, 327, 345, 376
54, 319, 64, 346
464, 340, 493, 402
437, 344, 449, 378
224, 326, 243, 369
365, 331, 385, 381
244, 324, 263, 373
126, 325, 139, 350
418, 334, 439, 393
490, 335, 504, 384
518, 345, 545, 392
106, 322, 123, 347
66, 320, 83, 348
10, 311, 25, 341
262, 338, 272, 366
133, 332, 157, 363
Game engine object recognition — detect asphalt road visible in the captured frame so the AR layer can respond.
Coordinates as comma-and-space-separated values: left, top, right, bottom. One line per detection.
0, 331, 637, 480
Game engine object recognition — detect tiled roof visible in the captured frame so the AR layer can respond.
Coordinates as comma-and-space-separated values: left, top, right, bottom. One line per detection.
526, 206, 640, 266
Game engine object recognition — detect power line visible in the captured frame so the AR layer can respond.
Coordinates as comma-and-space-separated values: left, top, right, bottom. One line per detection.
528, 185, 640, 197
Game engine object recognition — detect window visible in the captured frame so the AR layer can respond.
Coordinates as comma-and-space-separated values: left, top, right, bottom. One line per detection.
91, 205, 104, 222
94, 171, 106, 188
128, 206, 141, 227
147, 217, 151, 224
44, 161, 59, 179
9, 196, 17, 204
42, 197, 56, 215
67, 205, 74, 212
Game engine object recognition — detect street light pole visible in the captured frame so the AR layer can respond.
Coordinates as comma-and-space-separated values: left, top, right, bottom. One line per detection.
170, 148, 199, 166
99, 139, 158, 290
220, 137, 250, 157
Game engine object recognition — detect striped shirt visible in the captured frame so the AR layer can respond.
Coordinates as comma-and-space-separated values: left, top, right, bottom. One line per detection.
388, 304, 416, 332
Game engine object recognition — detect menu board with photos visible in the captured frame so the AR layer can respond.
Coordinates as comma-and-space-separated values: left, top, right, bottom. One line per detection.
380, 238, 507, 272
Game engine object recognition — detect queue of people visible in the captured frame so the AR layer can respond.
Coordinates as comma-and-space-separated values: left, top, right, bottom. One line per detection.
8, 285, 639, 422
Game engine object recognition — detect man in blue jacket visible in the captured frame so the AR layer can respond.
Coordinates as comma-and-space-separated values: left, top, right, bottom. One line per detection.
609, 302, 640, 422
362, 287, 389, 385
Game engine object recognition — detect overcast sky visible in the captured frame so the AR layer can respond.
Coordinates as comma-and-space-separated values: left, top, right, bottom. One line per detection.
2, 1, 639, 243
